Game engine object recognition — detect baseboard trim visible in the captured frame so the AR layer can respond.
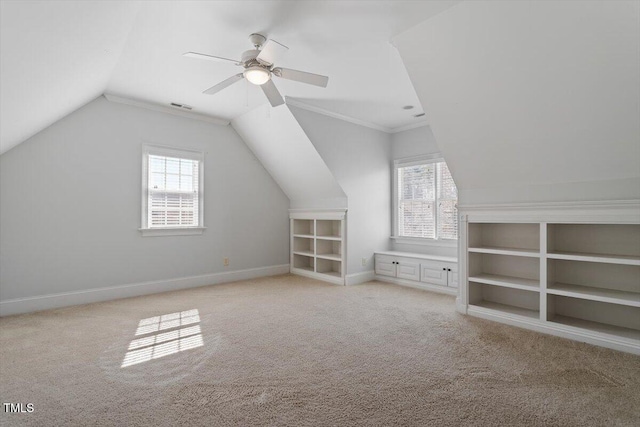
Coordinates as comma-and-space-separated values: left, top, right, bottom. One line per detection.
0, 264, 290, 317
290, 267, 344, 285
345, 271, 375, 286
374, 275, 457, 296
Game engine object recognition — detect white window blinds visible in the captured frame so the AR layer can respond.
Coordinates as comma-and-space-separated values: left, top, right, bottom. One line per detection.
143, 146, 203, 229
396, 159, 458, 240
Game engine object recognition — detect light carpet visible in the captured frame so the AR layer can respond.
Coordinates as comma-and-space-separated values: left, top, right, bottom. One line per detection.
1, 274, 639, 426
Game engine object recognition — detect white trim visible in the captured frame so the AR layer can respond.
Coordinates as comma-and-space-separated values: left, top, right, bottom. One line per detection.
104, 94, 230, 126
139, 227, 206, 237
375, 251, 457, 263
0, 264, 291, 317
285, 97, 429, 134
289, 208, 347, 220
375, 275, 457, 296
389, 121, 430, 134
345, 270, 376, 286
390, 236, 458, 248
459, 199, 640, 223
290, 267, 344, 285
458, 199, 640, 211
393, 153, 443, 167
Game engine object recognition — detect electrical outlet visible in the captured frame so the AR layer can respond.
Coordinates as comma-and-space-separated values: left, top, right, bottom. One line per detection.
362, 257, 368, 266
223, 257, 229, 266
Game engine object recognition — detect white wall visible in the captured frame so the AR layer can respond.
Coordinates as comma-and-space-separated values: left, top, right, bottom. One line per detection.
391, 125, 440, 160
394, 0, 640, 205
289, 106, 391, 276
390, 125, 457, 258
0, 97, 290, 306
232, 105, 347, 209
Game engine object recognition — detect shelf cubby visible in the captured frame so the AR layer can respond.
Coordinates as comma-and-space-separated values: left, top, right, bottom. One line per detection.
293, 219, 314, 237
316, 239, 341, 261
547, 224, 640, 265
290, 212, 345, 285
316, 258, 342, 278
468, 252, 540, 291
547, 295, 640, 341
316, 220, 341, 238
293, 236, 314, 256
293, 254, 314, 272
468, 222, 540, 254
469, 281, 540, 320
547, 259, 640, 307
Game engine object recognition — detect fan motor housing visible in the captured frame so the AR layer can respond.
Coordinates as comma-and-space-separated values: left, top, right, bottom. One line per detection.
241, 49, 260, 65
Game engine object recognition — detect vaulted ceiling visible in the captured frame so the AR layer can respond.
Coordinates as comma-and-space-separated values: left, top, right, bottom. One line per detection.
0, 0, 460, 154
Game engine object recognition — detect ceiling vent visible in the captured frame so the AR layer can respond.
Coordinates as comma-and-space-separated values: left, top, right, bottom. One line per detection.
170, 102, 193, 111
414, 113, 425, 118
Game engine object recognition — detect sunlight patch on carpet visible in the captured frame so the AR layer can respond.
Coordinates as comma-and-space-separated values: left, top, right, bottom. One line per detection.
122, 309, 203, 367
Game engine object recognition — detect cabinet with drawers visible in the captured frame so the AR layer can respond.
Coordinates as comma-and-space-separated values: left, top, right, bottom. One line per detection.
374, 251, 458, 295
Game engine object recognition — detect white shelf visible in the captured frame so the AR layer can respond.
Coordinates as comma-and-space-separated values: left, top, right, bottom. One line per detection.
464, 218, 640, 354
316, 270, 342, 278
292, 251, 314, 258
293, 265, 314, 273
316, 235, 341, 241
550, 315, 640, 341
316, 253, 342, 261
469, 301, 540, 320
468, 246, 540, 258
291, 216, 344, 285
469, 274, 539, 292
547, 283, 640, 308
547, 251, 640, 266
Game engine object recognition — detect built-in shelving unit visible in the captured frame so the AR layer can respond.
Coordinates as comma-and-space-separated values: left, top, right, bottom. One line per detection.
290, 210, 346, 285
459, 203, 640, 354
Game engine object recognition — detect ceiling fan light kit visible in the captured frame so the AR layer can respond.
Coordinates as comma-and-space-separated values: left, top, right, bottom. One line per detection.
244, 66, 271, 85
184, 33, 329, 107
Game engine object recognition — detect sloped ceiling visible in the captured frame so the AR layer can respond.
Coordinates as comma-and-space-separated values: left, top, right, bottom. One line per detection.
0, 0, 460, 154
0, 0, 140, 154
393, 1, 640, 196
232, 104, 346, 209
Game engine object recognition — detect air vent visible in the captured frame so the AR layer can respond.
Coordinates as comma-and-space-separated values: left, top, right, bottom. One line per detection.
402, 105, 414, 110
170, 102, 193, 111
414, 113, 426, 118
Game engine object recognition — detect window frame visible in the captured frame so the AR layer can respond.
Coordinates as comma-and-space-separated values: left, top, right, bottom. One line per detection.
139, 144, 205, 237
391, 153, 458, 247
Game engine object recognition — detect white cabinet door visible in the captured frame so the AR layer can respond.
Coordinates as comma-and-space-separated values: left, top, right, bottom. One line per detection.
396, 258, 420, 281
375, 256, 396, 277
420, 260, 448, 286
446, 263, 459, 288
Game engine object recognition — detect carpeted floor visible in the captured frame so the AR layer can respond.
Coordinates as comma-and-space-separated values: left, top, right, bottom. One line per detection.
1, 274, 639, 426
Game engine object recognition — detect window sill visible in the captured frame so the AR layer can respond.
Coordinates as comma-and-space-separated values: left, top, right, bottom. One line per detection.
139, 227, 206, 237
390, 236, 458, 247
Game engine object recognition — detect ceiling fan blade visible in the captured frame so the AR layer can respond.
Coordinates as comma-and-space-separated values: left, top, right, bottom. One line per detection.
184, 52, 240, 65
256, 39, 289, 67
261, 80, 285, 107
203, 73, 244, 95
273, 67, 328, 88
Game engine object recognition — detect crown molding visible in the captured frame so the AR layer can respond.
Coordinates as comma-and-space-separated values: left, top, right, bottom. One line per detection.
285, 97, 428, 134
103, 94, 230, 126
389, 120, 429, 133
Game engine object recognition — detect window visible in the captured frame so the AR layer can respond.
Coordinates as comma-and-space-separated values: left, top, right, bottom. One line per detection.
140, 145, 204, 236
393, 155, 458, 241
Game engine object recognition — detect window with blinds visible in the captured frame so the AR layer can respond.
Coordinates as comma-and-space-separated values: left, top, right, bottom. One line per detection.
396, 159, 458, 240
142, 146, 203, 230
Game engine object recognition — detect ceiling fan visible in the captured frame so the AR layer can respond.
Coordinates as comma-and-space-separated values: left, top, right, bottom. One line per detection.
184, 33, 329, 107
